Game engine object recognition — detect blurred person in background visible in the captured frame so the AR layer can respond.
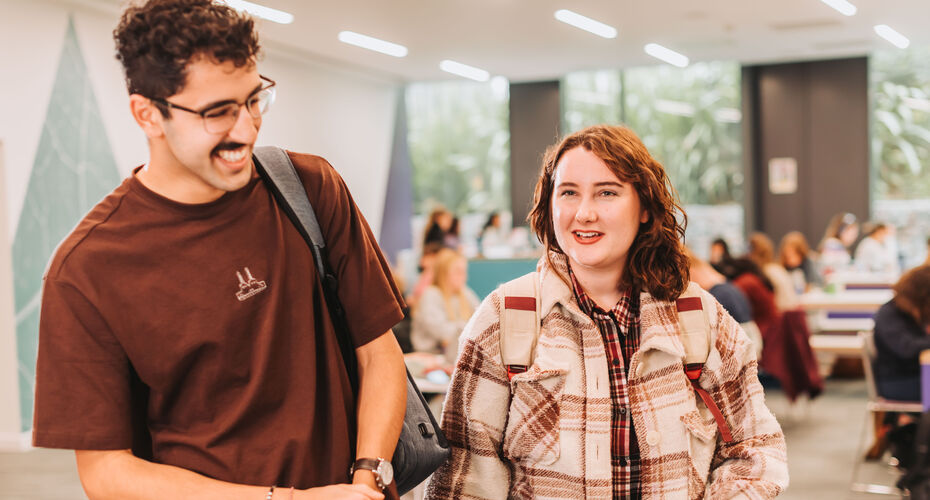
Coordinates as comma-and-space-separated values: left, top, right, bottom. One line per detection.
818, 212, 859, 274
854, 222, 899, 275
709, 237, 737, 277
748, 232, 799, 310
729, 258, 780, 337
854, 222, 901, 276
872, 265, 930, 402
444, 216, 461, 249
478, 212, 507, 256
423, 207, 453, 248
779, 231, 821, 291
410, 248, 479, 362
405, 242, 443, 310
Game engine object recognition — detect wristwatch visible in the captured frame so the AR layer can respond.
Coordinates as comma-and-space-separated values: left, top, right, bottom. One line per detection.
349, 457, 394, 490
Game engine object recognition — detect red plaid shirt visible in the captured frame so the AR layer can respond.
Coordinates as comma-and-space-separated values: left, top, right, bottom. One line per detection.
569, 269, 642, 499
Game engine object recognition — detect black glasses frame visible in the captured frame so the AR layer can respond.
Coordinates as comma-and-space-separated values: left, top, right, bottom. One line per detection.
150, 75, 276, 132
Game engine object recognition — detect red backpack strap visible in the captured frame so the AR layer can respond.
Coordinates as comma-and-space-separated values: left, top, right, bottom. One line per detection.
677, 284, 734, 443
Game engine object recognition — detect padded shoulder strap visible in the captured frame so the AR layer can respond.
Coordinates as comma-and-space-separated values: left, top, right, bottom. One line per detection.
252, 146, 326, 251
676, 281, 711, 366
499, 272, 540, 379
675, 281, 734, 443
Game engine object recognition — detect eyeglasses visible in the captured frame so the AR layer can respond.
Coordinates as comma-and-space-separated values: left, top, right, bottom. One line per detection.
151, 75, 276, 134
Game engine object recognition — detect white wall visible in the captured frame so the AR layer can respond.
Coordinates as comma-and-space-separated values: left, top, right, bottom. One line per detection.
0, 141, 25, 447
0, 0, 399, 442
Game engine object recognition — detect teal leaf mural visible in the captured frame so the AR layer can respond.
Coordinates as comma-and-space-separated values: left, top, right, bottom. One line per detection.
12, 18, 120, 431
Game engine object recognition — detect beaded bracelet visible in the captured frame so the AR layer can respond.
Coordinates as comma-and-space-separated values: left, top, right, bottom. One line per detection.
265, 485, 275, 500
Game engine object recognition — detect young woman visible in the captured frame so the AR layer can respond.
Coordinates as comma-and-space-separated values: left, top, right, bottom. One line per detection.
426, 125, 787, 499
778, 231, 821, 291
873, 265, 930, 401
748, 232, 799, 310
410, 248, 480, 362
818, 211, 859, 273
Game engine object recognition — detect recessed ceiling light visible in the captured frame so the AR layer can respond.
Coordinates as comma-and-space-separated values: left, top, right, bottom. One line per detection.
874, 24, 910, 49
554, 9, 617, 39
220, 0, 293, 24
439, 60, 490, 82
819, 0, 857, 16
644, 43, 689, 68
337, 31, 408, 57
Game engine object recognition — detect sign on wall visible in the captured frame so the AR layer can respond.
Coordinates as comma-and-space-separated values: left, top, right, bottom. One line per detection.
768, 157, 798, 194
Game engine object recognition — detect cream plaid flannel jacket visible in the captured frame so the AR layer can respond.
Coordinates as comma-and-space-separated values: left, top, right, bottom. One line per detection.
425, 254, 788, 499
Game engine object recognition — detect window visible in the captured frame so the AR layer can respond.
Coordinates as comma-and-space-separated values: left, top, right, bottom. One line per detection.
562, 62, 744, 257
405, 80, 510, 216
871, 46, 930, 267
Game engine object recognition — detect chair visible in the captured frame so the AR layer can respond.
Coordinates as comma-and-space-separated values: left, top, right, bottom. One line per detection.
850, 330, 924, 494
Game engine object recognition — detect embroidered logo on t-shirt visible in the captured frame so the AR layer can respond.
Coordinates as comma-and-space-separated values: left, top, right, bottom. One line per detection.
235, 267, 267, 301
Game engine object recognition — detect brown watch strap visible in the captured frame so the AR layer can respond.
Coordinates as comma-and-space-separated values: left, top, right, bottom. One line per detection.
350, 458, 381, 473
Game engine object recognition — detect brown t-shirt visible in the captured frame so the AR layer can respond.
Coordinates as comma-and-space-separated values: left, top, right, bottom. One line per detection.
33, 152, 405, 489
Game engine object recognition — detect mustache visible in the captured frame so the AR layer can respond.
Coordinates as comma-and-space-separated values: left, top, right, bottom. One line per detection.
212, 142, 248, 155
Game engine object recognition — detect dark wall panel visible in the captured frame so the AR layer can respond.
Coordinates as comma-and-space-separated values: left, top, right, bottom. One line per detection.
509, 81, 561, 226
756, 63, 809, 241
808, 59, 870, 241
746, 57, 869, 248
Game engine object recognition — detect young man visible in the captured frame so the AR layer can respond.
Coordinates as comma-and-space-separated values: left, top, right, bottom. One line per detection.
31, 1, 407, 499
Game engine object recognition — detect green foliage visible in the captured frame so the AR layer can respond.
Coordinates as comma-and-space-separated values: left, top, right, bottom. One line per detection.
561, 70, 623, 132
406, 81, 510, 215
562, 62, 743, 206
871, 46, 930, 200
623, 62, 742, 206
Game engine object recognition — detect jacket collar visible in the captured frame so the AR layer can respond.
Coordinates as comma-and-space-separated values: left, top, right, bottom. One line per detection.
536, 253, 686, 361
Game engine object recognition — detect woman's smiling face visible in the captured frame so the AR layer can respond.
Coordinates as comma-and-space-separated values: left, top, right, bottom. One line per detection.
551, 147, 648, 277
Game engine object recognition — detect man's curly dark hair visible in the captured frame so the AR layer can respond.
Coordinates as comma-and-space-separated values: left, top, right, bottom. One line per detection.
114, 0, 261, 106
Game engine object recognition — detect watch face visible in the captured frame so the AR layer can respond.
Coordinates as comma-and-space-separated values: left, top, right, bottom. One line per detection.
378, 460, 394, 486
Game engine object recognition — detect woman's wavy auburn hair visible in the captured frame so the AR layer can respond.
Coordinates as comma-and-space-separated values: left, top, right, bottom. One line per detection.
528, 125, 689, 302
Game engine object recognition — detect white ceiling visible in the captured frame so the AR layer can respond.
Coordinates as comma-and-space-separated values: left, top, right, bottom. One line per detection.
104, 0, 930, 83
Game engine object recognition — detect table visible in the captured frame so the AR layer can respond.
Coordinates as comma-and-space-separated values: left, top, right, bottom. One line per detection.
800, 290, 893, 313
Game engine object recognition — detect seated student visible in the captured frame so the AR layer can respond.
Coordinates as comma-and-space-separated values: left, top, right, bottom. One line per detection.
818, 211, 859, 274
410, 248, 480, 362
709, 237, 737, 277
873, 265, 930, 401
779, 231, 822, 291
855, 222, 899, 275
748, 232, 800, 310
729, 258, 780, 337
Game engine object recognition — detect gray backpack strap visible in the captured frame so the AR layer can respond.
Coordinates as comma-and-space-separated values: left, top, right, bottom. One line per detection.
252, 146, 326, 278
252, 146, 355, 387
499, 272, 540, 379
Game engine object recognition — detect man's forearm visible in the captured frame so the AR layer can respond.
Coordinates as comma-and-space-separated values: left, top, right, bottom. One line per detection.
353, 331, 407, 467
75, 449, 272, 500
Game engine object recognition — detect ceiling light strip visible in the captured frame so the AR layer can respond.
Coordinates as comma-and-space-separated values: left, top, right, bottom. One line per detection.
554, 9, 617, 39
874, 24, 910, 49
439, 60, 490, 82
337, 31, 408, 57
644, 43, 689, 68
819, 0, 857, 16
221, 0, 293, 24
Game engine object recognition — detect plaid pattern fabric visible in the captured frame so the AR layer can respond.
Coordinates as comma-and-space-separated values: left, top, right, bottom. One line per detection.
425, 253, 788, 500
569, 269, 642, 499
